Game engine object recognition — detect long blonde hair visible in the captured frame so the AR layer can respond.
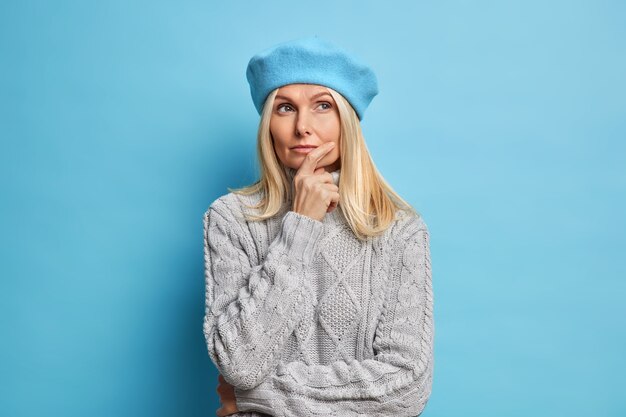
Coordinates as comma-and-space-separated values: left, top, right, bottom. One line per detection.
228, 86, 420, 240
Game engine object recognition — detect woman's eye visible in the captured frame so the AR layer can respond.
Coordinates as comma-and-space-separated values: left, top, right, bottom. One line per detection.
318, 102, 332, 110
277, 104, 294, 113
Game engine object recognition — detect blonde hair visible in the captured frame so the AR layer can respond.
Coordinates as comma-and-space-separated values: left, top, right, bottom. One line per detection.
228, 86, 420, 241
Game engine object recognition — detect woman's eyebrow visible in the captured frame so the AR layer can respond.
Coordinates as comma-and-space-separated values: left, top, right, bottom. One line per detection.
275, 92, 332, 101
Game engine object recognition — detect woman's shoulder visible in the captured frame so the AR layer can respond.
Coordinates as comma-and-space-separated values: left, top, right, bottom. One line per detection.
207, 191, 244, 210
207, 185, 273, 225
389, 207, 429, 242
205, 190, 261, 225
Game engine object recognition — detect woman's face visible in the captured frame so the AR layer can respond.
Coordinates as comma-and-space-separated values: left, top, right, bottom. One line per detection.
270, 83, 341, 172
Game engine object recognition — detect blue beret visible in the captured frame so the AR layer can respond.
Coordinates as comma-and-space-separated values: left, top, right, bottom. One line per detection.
246, 36, 378, 121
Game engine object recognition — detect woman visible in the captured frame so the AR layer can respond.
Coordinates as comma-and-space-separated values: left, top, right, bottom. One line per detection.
203, 36, 434, 417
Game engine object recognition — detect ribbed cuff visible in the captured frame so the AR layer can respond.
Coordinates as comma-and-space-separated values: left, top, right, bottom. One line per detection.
235, 385, 276, 416
272, 211, 324, 265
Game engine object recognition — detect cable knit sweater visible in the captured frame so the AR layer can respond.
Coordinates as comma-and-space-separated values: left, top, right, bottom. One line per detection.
202, 165, 434, 417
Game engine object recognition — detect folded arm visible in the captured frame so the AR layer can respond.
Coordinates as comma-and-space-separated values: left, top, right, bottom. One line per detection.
203, 200, 324, 391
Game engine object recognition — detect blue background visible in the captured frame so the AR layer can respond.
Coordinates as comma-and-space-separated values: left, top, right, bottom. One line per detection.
1, 1, 624, 416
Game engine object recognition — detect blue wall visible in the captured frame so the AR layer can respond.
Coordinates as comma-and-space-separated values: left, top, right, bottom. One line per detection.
1, 1, 624, 416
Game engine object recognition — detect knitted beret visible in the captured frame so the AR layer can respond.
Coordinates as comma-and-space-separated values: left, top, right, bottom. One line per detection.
245, 36, 378, 120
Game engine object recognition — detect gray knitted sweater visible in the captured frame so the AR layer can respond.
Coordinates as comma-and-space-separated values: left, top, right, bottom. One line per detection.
203, 166, 434, 417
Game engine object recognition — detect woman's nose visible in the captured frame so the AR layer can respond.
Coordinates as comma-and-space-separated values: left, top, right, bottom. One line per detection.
296, 125, 310, 136
295, 114, 311, 136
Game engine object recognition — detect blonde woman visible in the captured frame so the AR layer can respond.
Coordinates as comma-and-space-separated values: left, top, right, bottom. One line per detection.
203, 36, 434, 417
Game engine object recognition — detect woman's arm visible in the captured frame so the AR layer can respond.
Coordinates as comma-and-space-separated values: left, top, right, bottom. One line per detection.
203, 198, 324, 391
236, 219, 434, 417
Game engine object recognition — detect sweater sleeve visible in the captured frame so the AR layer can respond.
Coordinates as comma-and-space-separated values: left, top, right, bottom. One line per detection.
203, 201, 325, 391
235, 221, 434, 417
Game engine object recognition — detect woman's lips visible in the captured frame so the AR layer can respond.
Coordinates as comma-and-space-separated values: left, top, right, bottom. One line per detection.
291, 146, 318, 154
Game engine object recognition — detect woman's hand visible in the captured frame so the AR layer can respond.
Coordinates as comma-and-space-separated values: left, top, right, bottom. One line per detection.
216, 373, 239, 417
292, 142, 340, 222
